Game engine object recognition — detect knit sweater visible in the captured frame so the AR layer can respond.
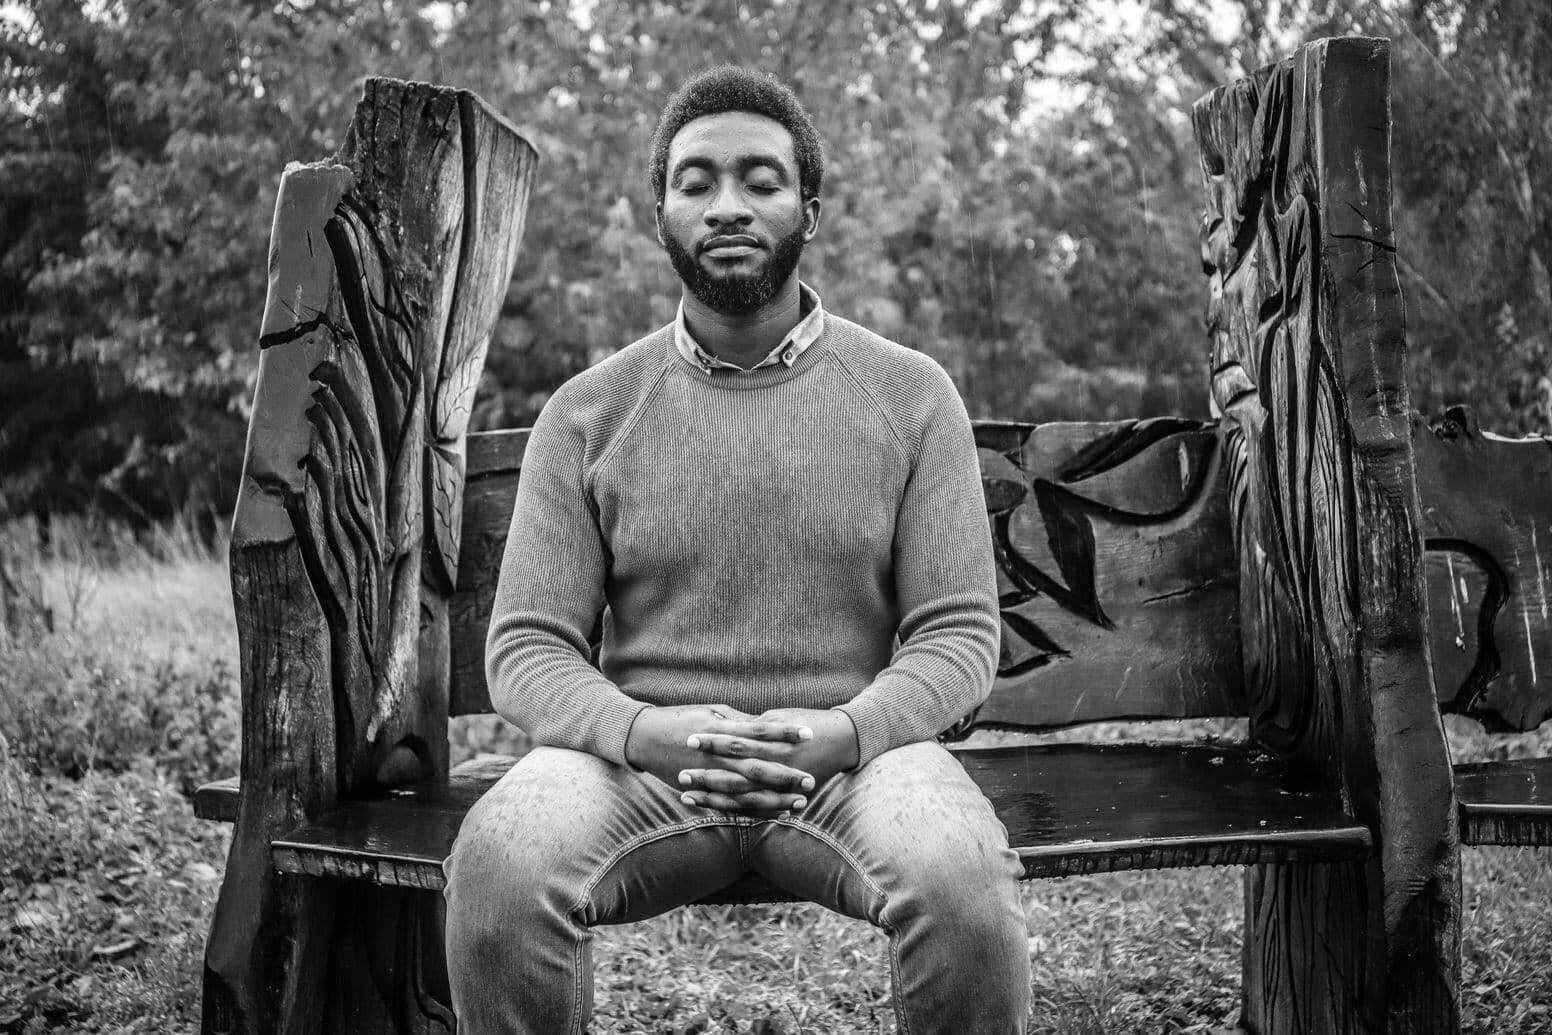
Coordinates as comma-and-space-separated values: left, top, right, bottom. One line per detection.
484, 313, 1000, 769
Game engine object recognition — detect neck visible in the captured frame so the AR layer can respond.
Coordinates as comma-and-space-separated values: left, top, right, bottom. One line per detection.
682, 275, 803, 369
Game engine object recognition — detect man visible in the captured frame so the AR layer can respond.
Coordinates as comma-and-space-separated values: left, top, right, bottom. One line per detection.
444, 66, 1029, 1033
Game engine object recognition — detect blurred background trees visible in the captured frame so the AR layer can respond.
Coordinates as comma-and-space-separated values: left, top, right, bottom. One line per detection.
2, 0, 1548, 528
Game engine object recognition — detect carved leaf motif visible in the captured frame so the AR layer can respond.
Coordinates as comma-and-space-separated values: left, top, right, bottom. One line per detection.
944, 419, 1240, 736
1203, 63, 1357, 760
207, 80, 536, 1034
1194, 38, 1459, 1027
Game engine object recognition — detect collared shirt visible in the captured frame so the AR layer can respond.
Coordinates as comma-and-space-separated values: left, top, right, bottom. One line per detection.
673, 282, 826, 374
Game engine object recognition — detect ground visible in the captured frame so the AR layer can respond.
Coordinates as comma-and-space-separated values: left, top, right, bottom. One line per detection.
1, 535, 1548, 1033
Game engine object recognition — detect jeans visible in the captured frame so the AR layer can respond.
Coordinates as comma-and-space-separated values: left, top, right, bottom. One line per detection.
443, 740, 1030, 1033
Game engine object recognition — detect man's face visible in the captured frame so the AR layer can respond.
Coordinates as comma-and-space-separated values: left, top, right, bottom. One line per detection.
656, 111, 820, 315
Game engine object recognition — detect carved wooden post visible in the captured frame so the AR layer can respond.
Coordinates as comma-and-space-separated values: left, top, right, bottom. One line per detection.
1194, 38, 1460, 1031
201, 80, 535, 1034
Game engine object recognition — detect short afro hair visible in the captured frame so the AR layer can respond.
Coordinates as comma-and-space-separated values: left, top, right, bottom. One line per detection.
649, 66, 824, 202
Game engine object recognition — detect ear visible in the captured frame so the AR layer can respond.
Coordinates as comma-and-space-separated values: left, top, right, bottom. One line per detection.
801, 196, 822, 242
654, 202, 666, 248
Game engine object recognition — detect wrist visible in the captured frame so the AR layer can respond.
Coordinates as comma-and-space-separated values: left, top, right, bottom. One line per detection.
623, 704, 655, 769
828, 708, 861, 770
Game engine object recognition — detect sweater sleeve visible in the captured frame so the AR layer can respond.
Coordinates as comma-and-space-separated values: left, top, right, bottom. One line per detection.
484, 386, 648, 766
835, 367, 1000, 766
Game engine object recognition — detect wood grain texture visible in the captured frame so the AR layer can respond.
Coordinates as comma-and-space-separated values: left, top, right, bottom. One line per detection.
1455, 757, 1552, 846
201, 79, 534, 1035
268, 745, 1367, 891
209, 748, 1552, 864
448, 428, 528, 715
194, 777, 240, 823
1413, 406, 1552, 731
1194, 36, 1459, 1032
962, 418, 1243, 732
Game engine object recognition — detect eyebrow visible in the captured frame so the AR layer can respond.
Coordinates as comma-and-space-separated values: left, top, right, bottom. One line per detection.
670, 154, 793, 182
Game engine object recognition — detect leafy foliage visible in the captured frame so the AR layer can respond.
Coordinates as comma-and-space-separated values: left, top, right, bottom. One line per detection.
1, 0, 1548, 523
0, 757, 231, 1034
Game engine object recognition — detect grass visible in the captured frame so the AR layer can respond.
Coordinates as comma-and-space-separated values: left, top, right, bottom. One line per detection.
2, 533, 1550, 1033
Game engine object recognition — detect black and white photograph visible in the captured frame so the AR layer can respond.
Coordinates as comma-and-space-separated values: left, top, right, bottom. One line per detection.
2, 1, 1549, 1031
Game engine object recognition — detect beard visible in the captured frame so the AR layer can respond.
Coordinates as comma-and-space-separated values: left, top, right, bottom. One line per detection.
664, 222, 806, 316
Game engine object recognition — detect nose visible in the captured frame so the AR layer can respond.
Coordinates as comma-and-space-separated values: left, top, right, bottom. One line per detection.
703, 178, 752, 227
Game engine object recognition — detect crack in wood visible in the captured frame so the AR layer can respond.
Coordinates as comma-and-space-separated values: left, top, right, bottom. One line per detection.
1142, 578, 1226, 604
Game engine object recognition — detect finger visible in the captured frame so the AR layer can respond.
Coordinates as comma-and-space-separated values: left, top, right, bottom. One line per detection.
681, 789, 806, 815
723, 756, 815, 792
702, 719, 813, 744
686, 740, 816, 791
726, 788, 807, 813
678, 768, 760, 794
686, 732, 798, 763
686, 733, 773, 759
680, 763, 815, 794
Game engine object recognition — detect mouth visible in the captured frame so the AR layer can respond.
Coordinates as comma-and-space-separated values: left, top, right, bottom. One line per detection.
700, 235, 762, 259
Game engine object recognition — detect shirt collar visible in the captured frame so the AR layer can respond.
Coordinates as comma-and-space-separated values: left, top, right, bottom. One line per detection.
673, 282, 826, 374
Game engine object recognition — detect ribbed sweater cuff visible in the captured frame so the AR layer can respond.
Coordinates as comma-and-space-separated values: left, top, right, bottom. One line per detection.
586, 695, 654, 768
834, 700, 895, 769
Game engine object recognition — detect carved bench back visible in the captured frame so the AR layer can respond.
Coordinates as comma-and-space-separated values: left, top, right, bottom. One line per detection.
1413, 409, 1552, 731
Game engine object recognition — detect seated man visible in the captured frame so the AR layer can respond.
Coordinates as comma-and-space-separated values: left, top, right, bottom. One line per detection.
444, 66, 1029, 1034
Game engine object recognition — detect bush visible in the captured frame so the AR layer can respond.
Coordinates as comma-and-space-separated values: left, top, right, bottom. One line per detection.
0, 545, 237, 1032
0, 637, 238, 796
0, 742, 228, 1033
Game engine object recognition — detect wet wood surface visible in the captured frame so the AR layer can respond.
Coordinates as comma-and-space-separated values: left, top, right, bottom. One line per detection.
1455, 756, 1552, 846
1194, 36, 1459, 1031
268, 745, 1368, 892
207, 750, 1552, 855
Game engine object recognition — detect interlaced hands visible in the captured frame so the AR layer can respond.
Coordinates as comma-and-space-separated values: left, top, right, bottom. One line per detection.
623, 704, 861, 819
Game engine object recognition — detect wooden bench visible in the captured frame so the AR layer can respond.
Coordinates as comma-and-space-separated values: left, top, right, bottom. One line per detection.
196, 37, 1552, 1034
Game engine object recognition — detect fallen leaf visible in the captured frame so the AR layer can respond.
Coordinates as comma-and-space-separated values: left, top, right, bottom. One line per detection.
13, 903, 61, 929
183, 861, 219, 882
92, 937, 139, 958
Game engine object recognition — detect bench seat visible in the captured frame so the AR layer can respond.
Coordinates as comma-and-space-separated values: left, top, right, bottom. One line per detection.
195, 752, 1552, 873
195, 744, 1372, 896
1454, 758, 1552, 846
